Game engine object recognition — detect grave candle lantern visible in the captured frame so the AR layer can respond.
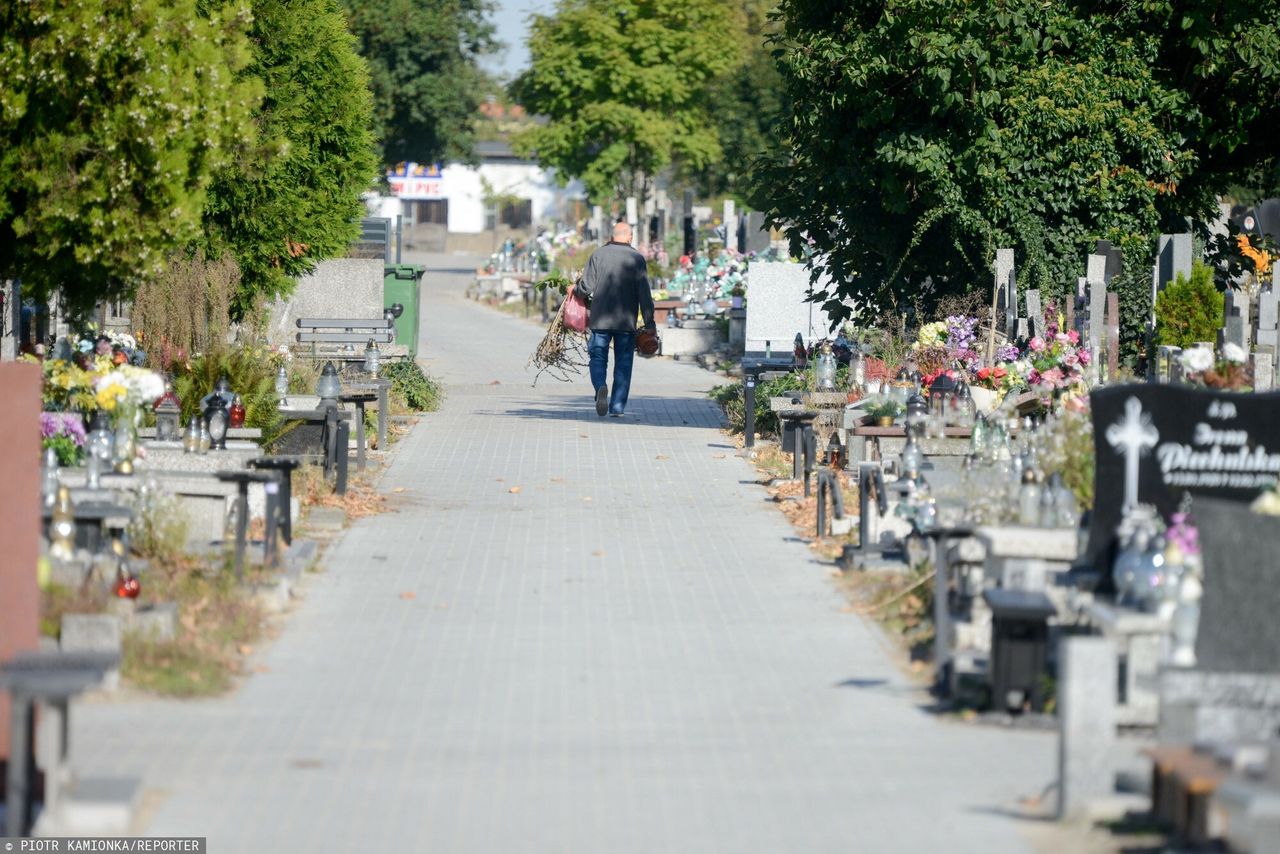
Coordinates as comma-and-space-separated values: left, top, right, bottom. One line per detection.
316, 361, 342, 407
363, 339, 381, 378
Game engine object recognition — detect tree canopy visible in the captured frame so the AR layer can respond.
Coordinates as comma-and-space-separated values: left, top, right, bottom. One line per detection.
763, 0, 1280, 344
202, 0, 380, 314
342, 0, 497, 166
688, 0, 786, 206
511, 0, 744, 207
0, 0, 259, 313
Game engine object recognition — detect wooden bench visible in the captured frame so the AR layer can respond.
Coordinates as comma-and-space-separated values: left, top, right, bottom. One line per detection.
1145, 745, 1228, 844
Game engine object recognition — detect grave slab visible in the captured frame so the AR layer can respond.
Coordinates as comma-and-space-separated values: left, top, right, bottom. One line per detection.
1058, 636, 1117, 819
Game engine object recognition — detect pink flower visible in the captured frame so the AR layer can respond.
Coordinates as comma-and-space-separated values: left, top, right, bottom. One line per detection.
1055, 333, 1070, 346
1028, 337, 1046, 353
1067, 329, 1080, 345
1064, 352, 1079, 367
1041, 367, 1065, 388
1077, 349, 1091, 365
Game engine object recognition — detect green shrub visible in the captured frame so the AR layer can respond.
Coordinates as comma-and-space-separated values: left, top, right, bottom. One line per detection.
381, 360, 444, 412
171, 347, 285, 445
709, 371, 809, 436
1155, 262, 1223, 349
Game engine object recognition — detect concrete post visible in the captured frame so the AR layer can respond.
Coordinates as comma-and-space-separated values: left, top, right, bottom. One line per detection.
1058, 636, 1117, 819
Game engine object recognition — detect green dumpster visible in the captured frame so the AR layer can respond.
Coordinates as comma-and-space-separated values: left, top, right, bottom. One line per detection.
383, 264, 424, 358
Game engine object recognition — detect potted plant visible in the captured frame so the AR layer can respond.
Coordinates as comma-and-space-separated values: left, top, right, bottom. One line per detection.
864, 400, 902, 427
730, 284, 745, 309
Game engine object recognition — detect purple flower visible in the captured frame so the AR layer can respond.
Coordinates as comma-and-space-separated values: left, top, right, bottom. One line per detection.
40, 412, 86, 446
995, 344, 1020, 362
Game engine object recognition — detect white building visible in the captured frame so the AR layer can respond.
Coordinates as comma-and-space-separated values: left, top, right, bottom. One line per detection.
369, 142, 586, 252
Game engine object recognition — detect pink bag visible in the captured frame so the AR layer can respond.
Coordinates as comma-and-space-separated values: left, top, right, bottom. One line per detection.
562, 285, 589, 333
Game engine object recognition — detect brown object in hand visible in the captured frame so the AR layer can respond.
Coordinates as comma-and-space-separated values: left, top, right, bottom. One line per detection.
636, 328, 660, 357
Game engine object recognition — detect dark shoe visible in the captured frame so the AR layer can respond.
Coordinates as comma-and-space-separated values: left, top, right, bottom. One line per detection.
595, 385, 608, 416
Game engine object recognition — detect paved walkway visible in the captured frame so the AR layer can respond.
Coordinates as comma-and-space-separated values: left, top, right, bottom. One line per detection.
74, 253, 1055, 852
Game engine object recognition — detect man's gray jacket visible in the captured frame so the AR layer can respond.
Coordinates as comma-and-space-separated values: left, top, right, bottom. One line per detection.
576, 241, 656, 333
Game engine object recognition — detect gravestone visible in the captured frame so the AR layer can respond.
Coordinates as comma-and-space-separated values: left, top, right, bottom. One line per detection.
744, 211, 771, 254
1087, 279, 1106, 373
1221, 315, 1246, 352
1087, 384, 1280, 573
2, 279, 19, 361
267, 258, 385, 346
1253, 351, 1274, 392
1105, 292, 1120, 379
1223, 289, 1250, 349
0, 362, 41, 763
993, 248, 1016, 339
590, 205, 603, 244
682, 190, 695, 255
1092, 240, 1124, 284
744, 262, 835, 353
1158, 497, 1280, 745
723, 199, 736, 234
1257, 291, 1278, 351
1025, 289, 1042, 339
625, 197, 638, 246
1152, 233, 1193, 296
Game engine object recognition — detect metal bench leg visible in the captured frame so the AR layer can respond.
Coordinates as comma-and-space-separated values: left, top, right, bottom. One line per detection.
280, 470, 293, 546
743, 376, 756, 448
355, 403, 367, 471
335, 421, 349, 496
377, 383, 388, 450
263, 477, 280, 568
233, 481, 249, 582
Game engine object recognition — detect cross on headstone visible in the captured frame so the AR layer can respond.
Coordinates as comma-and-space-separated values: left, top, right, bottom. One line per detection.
1105, 396, 1158, 512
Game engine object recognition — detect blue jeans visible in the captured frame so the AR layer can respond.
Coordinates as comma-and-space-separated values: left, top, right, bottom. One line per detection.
588, 330, 635, 414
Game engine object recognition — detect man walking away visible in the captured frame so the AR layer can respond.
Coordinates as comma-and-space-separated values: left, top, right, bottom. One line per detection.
576, 222, 656, 417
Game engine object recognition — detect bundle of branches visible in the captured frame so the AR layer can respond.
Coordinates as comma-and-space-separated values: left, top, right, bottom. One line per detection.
528, 273, 588, 385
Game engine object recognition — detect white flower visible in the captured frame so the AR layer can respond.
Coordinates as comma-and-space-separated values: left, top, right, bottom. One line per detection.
1222, 342, 1248, 364
1181, 346, 1213, 374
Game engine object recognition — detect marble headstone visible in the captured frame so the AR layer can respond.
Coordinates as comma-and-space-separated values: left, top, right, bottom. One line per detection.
744, 211, 771, 254
1152, 233, 1193, 293
744, 262, 833, 353
1025, 289, 1042, 339
1256, 290, 1278, 351
994, 248, 1015, 338
1253, 351, 1274, 392
268, 258, 385, 346
1194, 498, 1280, 673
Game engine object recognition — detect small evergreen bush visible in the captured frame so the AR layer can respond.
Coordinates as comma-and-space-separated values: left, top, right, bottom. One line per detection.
1155, 262, 1223, 349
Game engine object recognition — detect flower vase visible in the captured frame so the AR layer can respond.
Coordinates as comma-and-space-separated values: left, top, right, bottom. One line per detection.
113, 404, 140, 474
731, 295, 744, 309
968, 386, 999, 415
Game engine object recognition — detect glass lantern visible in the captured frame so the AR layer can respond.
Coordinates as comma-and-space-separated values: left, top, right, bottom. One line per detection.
86, 412, 114, 490
316, 361, 342, 407
183, 416, 201, 454
363, 339, 381, 378
815, 342, 837, 391
275, 365, 290, 406
204, 395, 229, 450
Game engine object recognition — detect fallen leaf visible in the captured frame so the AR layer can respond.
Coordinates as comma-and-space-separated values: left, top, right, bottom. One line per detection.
509, 486, 521, 494
579, 434, 589, 438
435, 602, 449, 610
496, 478, 504, 482
238, 645, 253, 656
712, 453, 727, 459
399, 591, 417, 600
591, 550, 606, 557
550, 477, 565, 483
489, 380, 501, 385
392, 487, 407, 493
655, 454, 670, 460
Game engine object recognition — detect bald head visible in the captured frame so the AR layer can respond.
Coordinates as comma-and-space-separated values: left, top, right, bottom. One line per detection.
612, 222, 632, 244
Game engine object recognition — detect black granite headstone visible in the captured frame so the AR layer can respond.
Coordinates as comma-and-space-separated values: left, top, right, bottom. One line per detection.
1087, 384, 1280, 573
1193, 497, 1280, 673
